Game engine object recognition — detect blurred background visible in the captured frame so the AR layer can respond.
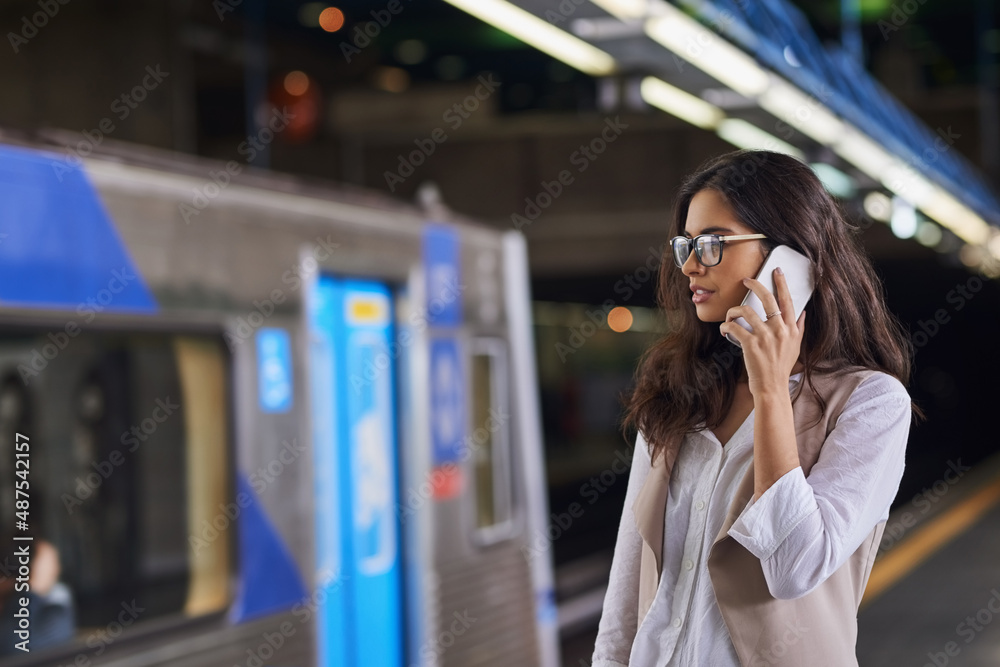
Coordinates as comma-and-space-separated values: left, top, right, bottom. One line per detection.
1, 0, 999, 665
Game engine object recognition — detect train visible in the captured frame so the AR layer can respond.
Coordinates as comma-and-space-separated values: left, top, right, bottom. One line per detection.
0, 132, 560, 667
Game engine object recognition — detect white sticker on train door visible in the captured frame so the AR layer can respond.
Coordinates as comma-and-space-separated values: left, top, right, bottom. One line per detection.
350, 332, 396, 576
354, 409, 394, 575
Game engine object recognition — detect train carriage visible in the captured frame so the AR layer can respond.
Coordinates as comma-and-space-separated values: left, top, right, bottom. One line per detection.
0, 136, 559, 667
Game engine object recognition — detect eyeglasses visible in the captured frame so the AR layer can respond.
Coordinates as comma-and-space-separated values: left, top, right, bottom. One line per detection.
670, 233, 767, 268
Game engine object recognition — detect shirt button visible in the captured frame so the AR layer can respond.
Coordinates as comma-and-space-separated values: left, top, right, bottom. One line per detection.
695, 500, 705, 510
673, 617, 682, 628
683, 558, 694, 571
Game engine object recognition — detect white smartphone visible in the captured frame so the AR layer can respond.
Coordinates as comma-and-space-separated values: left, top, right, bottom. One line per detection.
726, 245, 815, 348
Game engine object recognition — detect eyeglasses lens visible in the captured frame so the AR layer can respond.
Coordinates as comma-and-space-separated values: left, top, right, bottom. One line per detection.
672, 238, 690, 267
673, 236, 722, 267
698, 236, 721, 266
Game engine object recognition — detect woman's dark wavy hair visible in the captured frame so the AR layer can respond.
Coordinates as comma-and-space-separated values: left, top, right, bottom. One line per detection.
622, 149, 926, 467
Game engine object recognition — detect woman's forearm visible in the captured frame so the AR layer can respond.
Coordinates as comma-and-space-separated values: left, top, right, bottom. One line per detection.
751, 389, 800, 502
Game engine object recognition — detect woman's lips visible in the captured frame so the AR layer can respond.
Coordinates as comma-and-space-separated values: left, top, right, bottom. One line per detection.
692, 290, 714, 304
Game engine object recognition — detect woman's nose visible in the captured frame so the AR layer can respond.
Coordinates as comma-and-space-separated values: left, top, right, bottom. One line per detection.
682, 250, 704, 275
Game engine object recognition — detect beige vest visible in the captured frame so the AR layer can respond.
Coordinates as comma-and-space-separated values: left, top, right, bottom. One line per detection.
633, 366, 886, 667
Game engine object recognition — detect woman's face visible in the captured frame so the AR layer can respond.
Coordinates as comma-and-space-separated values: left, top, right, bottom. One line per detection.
680, 189, 768, 323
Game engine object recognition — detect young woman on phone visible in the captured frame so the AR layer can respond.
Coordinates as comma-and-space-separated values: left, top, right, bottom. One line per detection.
591, 149, 926, 667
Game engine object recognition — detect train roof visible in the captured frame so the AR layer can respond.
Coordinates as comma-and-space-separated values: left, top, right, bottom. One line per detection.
0, 126, 502, 238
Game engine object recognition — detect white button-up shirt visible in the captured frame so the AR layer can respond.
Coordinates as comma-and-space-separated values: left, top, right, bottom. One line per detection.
592, 371, 912, 666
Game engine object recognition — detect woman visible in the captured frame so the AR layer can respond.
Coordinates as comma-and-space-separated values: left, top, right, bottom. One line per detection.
591, 149, 926, 667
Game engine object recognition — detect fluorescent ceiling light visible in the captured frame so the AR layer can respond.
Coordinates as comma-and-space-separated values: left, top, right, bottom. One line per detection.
810, 162, 855, 198
758, 76, 844, 145
876, 156, 991, 245
876, 148, 990, 246
716, 118, 804, 159
837, 127, 989, 244
644, 6, 769, 97
881, 161, 935, 208
832, 125, 988, 243
640, 76, 724, 130
919, 187, 991, 245
832, 128, 895, 181
441, 0, 616, 76
590, 0, 649, 19
989, 231, 1000, 261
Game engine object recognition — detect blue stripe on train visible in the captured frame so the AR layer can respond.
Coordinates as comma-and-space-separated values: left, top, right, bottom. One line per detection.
0, 144, 157, 312
230, 474, 309, 624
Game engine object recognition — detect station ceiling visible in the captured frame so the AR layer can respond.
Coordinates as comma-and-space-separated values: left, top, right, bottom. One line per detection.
180, 0, 999, 278
3, 0, 995, 280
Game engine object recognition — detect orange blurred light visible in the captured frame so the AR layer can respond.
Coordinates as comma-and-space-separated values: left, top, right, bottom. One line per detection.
319, 7, 345, 32
608, 306, 633, 333
373, 66, 410, 93
283, 70, 310, 96
268, 72, 321, 143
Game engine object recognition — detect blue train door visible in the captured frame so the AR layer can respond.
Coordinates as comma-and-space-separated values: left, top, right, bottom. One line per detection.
308, 275, 403, 667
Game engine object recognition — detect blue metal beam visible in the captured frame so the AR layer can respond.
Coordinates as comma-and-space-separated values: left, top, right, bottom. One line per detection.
694, 0, 1000, 225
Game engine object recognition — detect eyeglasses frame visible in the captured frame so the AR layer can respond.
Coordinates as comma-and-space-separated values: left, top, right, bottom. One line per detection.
670, 233, 768, 268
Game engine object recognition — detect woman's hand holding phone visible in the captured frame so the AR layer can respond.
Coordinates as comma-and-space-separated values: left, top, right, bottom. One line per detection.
719, 267, 807, 399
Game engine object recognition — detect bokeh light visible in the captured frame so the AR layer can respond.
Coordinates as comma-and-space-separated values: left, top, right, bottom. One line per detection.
394, 39, 428, 65
283, 70, 310, 96
373, 66, 410, 93
297, 2, 326, 27
607, 306, 633, 333
319, 7, 345, 33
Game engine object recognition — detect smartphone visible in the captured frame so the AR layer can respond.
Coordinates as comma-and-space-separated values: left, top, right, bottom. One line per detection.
725, 245, 815, 348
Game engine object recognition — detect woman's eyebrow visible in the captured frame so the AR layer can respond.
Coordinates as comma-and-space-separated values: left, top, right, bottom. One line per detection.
683, 226, 735, 236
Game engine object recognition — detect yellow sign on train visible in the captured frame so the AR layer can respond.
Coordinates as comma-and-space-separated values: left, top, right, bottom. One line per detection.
346, 292, 390, 326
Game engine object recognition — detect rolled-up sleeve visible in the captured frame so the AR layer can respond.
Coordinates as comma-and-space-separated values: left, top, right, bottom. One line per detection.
591, 432, 651, 667
727, 373, 912, 600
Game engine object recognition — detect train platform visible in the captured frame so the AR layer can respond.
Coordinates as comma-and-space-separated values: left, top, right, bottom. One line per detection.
857, 450, 1000, 666
559, 450, 1000, 667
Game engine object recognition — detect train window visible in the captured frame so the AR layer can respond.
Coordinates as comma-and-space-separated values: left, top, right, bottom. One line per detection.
0, 331, 232, 659
469, 339, 514, 544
